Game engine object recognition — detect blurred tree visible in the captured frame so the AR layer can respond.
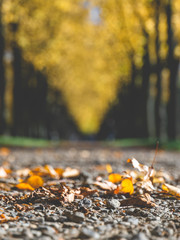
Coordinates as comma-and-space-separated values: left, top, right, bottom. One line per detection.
166, 0, 179, 140
1, 0, 180, 139
0, 0, 6, 134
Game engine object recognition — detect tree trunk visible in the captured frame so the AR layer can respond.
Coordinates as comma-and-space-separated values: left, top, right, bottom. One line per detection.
166, 0, 179, 140
154, 0, 161, 139
0, 0, 6, 134
11, 23, 23, 136
141, 31, 150, 138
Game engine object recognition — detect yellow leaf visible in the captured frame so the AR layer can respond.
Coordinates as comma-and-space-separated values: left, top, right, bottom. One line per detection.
106, 164, 112, 173
121, 178, 134, 195
162, 183, 180, 197
108, 173, 122, 183
16, 183, 34, 191
162, 184, 169, 192
55, 168, 64, 177
27, 175, 44, 189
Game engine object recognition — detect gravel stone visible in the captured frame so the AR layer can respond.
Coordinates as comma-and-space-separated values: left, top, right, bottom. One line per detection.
106, 199, 121, 209
80, 227, 100, 239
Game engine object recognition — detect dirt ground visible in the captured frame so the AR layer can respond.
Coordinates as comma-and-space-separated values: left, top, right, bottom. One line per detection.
0, 143, 180, 239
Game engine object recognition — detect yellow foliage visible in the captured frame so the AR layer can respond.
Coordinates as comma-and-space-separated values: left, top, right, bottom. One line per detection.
2, 0, 180, 133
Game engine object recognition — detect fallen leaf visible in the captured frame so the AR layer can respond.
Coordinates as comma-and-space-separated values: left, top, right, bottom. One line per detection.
55, 168, 64, 177
44, 165, 59, 178
120, 193, 157, 207
162, 183, 180, 197
27, 175, 44, 189
16, 168, 31, 177
108, 173, 122, 183
16, 183, 34, 191
0, 167, 8, 178
114, 178, 134, 195
0, 147, 10, 156
121, 178, 134, 194
127, 158, 154, 180
94, 180, 117, 191
62, 168, 80, 178
0, 213, 18, 223
106, 164, 113, 173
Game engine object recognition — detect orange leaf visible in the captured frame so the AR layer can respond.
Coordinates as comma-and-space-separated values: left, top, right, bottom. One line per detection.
27, 175, 44, 189
121, 178, 134, 195
108, 173, 122, 183
106, 164, 113, 174
16, 183, 34, 191
0, 147, 10, 156
55, 168, 64, 177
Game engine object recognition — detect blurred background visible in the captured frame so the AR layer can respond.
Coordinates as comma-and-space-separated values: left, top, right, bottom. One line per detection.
0, 0, 180, 144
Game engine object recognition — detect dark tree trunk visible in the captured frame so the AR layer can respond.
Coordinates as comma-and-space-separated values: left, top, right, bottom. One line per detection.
154, 0, 161, 139
11, 23, 23, 136
0, 0, 6, 134
166, 0, 179, 140
141, 31, 150, 138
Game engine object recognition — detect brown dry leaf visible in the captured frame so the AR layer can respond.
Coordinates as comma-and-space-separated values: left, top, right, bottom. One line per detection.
79, 187, 98, 197
0, 213, 19, 223
127, 158, 154, 180
108, 173, 122, 183
162, 183, 180, 197
16, 168, 31, 177
94, 180, 117, 191
138, 179, 155, 191
44, 165, 59, 179
16, 183, 34, 191
26, 175, 44, 189
62, 167, 80, 178
31, 166, 48, 176
64, 192, 75, 203
120, 193, 157, 207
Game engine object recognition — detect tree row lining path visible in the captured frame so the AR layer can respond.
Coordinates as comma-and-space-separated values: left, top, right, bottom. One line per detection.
0, 144, 180, 239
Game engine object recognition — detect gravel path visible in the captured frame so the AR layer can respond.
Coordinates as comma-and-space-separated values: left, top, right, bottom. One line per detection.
0, 144, 180, 240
